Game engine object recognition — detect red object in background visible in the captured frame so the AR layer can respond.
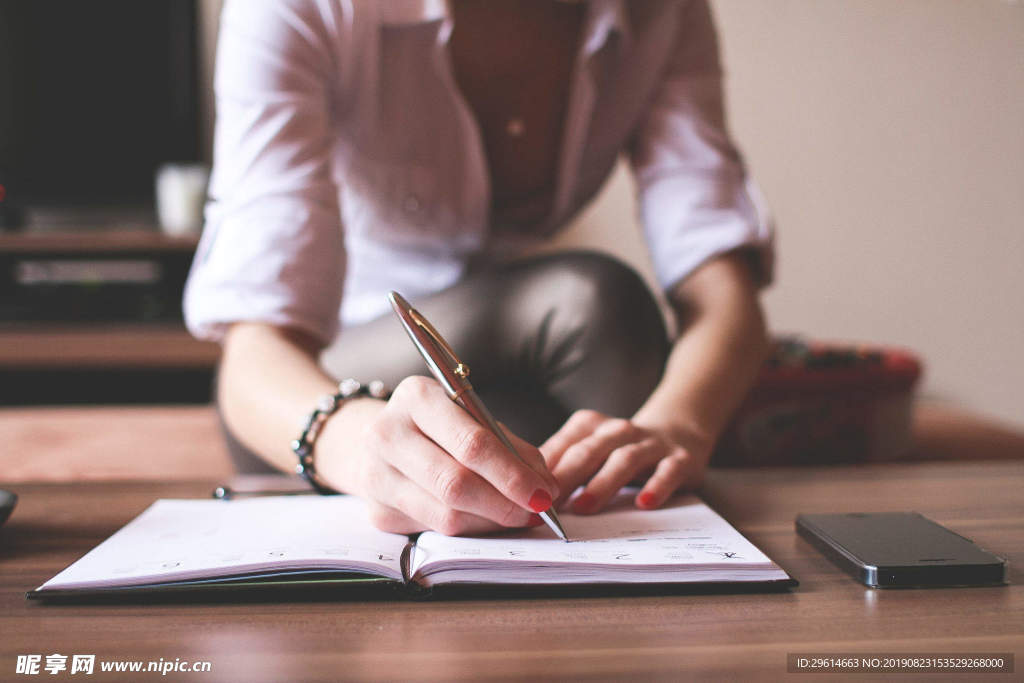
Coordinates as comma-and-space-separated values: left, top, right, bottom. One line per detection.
713, 337, 923, 466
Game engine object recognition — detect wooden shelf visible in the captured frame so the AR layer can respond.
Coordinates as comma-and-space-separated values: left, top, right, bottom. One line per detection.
0, 323, 219, 369
1, 228, 211, 371
0, 228, 199, 252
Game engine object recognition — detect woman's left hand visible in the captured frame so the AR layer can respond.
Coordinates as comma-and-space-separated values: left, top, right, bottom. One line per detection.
539, 409, 712, 514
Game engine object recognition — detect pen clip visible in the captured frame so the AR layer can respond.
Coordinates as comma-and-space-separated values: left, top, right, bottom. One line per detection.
409, 308, 470, 380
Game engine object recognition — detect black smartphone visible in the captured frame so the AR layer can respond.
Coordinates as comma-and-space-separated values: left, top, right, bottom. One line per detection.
796, 512, 1007, 588
0, 489, 16, 527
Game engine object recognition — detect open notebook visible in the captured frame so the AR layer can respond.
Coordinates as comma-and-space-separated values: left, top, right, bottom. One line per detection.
29, 493, 793, 600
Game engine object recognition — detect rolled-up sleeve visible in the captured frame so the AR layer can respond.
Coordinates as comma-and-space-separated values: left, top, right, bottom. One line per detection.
630, 0, 773, 293
183, 0, 344, 344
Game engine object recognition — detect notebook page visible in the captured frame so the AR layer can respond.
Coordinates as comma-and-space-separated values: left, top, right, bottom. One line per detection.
410, 495, 777, 581
40, 496, 408, 591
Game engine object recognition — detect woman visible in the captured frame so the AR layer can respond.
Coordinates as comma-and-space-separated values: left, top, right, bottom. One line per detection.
184, 0, 773, 536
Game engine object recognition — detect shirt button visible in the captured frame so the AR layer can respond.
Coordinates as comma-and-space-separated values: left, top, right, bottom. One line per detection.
403, 194, 422, 214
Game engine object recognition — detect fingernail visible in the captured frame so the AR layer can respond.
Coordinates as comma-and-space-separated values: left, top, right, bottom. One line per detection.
637, 491, 658, 508
527, 514, 544, 527
573, 492, 596, 514
528, 489, 552, 513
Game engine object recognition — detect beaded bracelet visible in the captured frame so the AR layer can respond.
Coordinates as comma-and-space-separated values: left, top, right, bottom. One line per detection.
291, 378, 390, 494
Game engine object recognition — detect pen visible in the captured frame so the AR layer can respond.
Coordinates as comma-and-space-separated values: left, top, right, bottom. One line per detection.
212, 486, 315, 500
388, 291, 570, 542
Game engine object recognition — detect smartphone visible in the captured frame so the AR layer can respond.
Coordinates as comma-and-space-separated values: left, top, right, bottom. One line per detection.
796, 512, 1007, 588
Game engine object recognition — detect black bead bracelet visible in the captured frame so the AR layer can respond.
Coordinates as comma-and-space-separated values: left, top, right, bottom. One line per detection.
291, 378, 390, 494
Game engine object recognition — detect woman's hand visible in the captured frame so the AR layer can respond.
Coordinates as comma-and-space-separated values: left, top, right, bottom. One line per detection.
540, 409, 711, 514
317, 376, 559, 536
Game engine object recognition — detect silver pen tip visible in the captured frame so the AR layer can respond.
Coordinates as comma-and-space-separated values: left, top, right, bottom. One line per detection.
542, 509, 570, 542
387, 290, 408, 311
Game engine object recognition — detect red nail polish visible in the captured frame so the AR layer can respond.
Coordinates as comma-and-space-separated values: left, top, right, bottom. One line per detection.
637, 491, 658, 508
573, 492, 596, 514
527, 514, 544, 527
528, 489, 552, 513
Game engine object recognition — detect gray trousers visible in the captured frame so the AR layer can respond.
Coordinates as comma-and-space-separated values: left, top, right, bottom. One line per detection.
222, 250, 670, 473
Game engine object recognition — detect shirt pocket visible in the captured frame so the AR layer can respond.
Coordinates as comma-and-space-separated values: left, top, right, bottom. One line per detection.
341, 153, 459, 247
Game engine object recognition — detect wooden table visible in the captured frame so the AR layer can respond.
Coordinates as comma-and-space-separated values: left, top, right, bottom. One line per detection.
2, 401, 1022, 483
2, 461, 1021, 681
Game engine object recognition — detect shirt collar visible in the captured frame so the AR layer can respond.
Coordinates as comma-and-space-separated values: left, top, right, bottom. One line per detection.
582, 0, 632, 56
377, 0, 632, 54
376, 0, 448, 26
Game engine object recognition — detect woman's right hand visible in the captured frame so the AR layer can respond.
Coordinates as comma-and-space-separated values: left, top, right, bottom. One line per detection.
316, 376, 560, 536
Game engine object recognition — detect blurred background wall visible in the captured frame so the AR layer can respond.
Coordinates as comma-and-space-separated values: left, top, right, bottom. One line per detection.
197, 0, 1024, 429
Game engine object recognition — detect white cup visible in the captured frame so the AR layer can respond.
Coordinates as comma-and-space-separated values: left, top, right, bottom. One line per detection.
155, 163, 209, 237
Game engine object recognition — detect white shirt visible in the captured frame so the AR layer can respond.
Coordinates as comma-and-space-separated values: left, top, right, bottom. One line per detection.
184, 0, 773, 344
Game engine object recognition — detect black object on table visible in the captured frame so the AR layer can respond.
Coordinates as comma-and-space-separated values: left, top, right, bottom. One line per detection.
0, 489, 17, 527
